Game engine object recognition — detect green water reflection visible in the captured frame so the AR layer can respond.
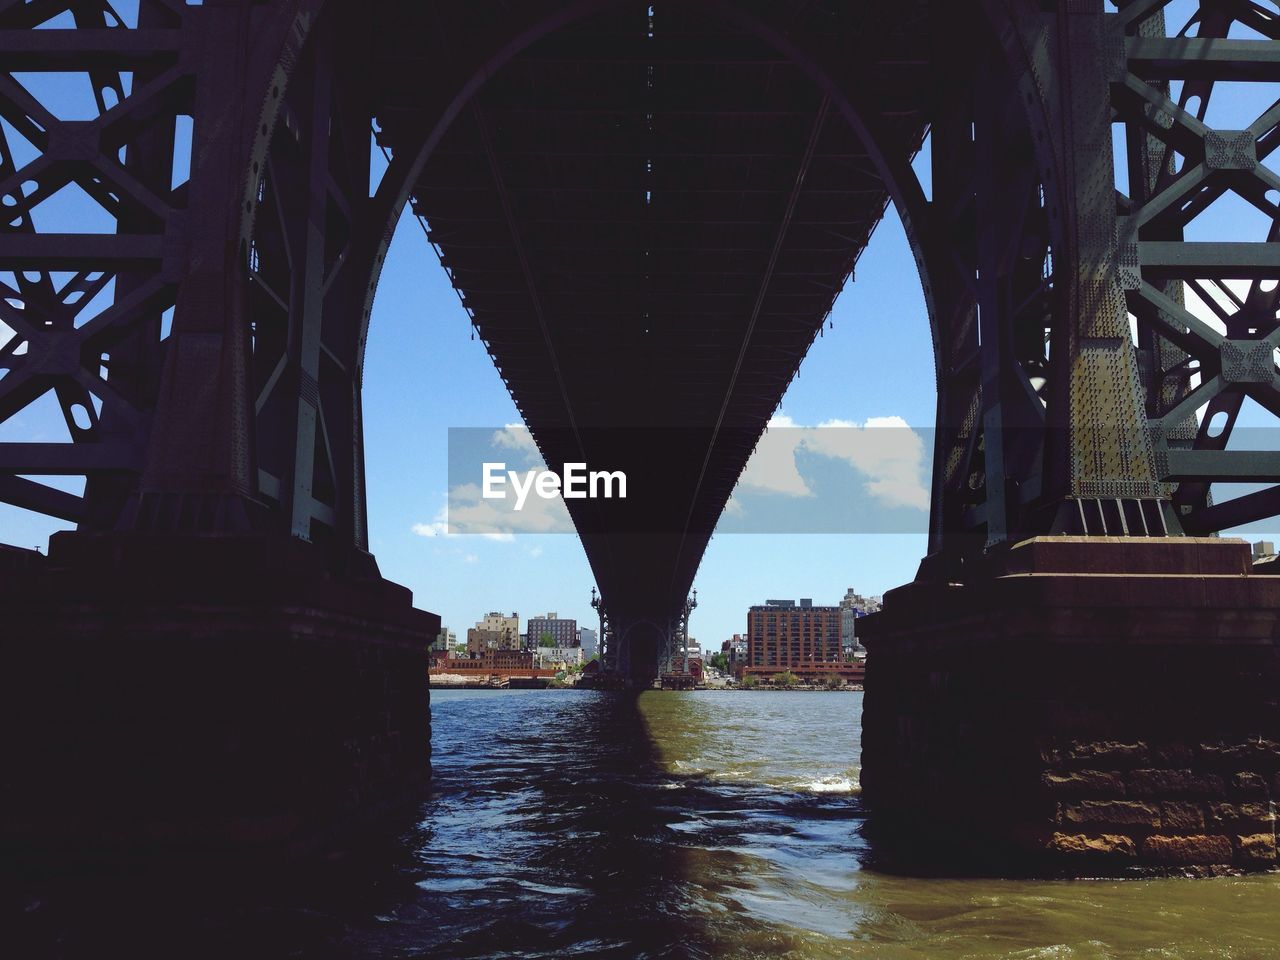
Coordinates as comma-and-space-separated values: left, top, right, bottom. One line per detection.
631, 689, 1280, 959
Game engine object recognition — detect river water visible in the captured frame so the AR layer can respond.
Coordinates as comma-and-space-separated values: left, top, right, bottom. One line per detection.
7, 688, 1280, 958
353, 689, 1280, 959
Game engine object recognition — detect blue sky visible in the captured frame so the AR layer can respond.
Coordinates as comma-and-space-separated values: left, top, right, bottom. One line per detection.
3, 0, 1279, 648
361, 167, 935, 644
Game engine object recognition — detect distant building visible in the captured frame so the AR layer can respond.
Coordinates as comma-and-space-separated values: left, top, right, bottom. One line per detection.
528, 612, 578, 649
535, 645, 584, 669
721, 634, 748, 676
432, 648, 534, 672
747, 598, 841, 671
466, 611, 519, 655
578, 627, 598, 657
466, 627, 499, 655
839, 588, 881, 658
433, 628, 456, 652
740, 660, 865, 686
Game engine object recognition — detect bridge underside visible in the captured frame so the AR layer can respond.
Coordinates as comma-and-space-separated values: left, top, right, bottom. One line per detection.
376, 1, 927, 673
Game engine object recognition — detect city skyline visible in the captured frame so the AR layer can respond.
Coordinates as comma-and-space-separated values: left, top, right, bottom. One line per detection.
436, 583, 882, 652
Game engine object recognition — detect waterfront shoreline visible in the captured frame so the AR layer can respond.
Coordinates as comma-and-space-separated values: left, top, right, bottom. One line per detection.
428, 681, 864, 692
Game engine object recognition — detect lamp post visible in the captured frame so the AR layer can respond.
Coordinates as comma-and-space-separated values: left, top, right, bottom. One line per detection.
590, 586, 609, 672
678, 589, 698, 675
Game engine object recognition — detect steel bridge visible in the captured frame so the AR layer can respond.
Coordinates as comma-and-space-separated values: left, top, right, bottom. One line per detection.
4, 0, 1280, 874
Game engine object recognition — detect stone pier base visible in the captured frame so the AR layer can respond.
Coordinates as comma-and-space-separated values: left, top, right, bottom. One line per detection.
859, 537, 1280, 877
0, 532, 437, 869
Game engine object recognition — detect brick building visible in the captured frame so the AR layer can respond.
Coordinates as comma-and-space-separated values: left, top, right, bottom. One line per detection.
466, 611, 519, 655
747, 598, 841, 671
527, 612, 577, 649
431, 648, 534, 672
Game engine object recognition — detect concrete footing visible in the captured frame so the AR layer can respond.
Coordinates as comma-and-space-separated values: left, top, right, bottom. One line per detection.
0, 532, 437, 869
859, 537, 1280, 877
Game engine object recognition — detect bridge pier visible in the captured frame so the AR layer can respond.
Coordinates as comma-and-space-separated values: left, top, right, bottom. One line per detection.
0, 533, 437, 869
860, 536, 1280, 877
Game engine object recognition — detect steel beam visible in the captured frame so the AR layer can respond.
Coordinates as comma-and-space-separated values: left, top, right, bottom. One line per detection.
1163, 449, 1280, 482
0, 235, 165, 267
1125, 37, 1280, 81
0, 442, 139, 473
0, 29, 183, 68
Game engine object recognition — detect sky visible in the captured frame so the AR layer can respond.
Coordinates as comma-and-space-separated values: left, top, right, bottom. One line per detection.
360, 150, 936, 644
3, 0, 1279, 648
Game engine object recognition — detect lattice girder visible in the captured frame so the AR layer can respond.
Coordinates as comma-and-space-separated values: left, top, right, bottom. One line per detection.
1112, 0, 1280, 535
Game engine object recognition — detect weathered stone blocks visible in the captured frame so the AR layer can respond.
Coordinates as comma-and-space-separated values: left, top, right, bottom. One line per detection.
1061, 801, 1160, 828
1143, 834, 1234, 865
860, 536, 1280, 877
1237, 832, 1278, 863
1127, 769, 1224, 797
1042, 770, 1126, 795
1049, 832, 1136, 858
1160, 802, 1205, 831
1066, 741, 1149, 766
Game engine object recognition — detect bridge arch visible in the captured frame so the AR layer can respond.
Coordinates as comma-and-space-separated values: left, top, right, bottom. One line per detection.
236, 0, 1055, 577
216, 0, 1073, 676
9, 0, 1262, 674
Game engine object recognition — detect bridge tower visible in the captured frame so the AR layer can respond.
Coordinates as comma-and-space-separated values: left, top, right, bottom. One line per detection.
859, 0, 1280, 875
659, 589, 697, 683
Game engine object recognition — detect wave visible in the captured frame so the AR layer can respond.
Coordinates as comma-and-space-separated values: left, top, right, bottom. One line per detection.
797, 776, 860, 794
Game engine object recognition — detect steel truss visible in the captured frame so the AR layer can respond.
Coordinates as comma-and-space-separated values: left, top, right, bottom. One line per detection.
659, 589, 696, 677
245, 6, 375, 554
1, 0, 1278, 597
1112, 0, 1280, 535
919, 0, 1280, 576
0, 0, 189, 528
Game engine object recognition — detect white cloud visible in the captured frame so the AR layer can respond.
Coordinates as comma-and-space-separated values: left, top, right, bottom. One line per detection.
737, 414, 814, 497
446, 479, 575, 535
803, 416, 929, 510
734, 412, 929, 512
414, 423, 577, 539
411, 492, 517, 541
490, 423, 541, 463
